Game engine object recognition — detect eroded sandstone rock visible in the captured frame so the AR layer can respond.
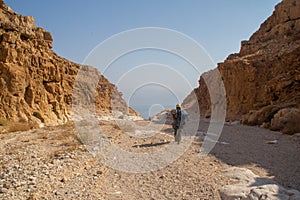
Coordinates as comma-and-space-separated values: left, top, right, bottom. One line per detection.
270, 108, 300, 134
0, 1, 140, 126
183, 0, 300, 134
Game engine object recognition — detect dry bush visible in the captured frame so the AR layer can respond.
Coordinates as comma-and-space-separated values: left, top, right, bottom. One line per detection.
0, 120, 39, 134
0, 119, 8, 126
8, 122, 31, 132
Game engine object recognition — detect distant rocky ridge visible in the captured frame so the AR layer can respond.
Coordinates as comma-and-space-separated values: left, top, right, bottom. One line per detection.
183, 0, 300, 134
0, 0, 140, 126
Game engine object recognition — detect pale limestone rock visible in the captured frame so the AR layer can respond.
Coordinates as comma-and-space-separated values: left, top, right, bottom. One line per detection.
220, 167, 300, 200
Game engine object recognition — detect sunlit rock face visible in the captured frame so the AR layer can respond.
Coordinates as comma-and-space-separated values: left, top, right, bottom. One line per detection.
183, 0, 300, 134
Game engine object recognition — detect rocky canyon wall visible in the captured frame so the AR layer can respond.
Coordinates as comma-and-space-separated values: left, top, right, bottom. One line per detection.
183, 0, 300, 134
0, 1, 139, 126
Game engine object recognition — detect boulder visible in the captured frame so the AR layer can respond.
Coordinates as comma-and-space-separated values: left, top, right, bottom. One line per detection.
270, 108, 300, 134
242, 105, 280, 126
220, 167, 300, 200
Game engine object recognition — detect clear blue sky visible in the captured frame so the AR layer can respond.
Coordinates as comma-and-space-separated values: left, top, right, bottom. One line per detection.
6, 0, 280, 64
5, 0, 281, 117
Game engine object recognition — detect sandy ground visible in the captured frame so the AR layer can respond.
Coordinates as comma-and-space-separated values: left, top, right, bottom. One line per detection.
0, 119, 299, 199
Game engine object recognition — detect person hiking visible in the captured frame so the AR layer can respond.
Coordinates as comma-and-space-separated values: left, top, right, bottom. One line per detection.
171, 104, 187, 144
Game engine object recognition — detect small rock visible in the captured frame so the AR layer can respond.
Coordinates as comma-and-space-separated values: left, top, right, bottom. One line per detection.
96, 171, 103, 175
0, 188, 8, 193
3, 183, 10, 189
266, 139, 278, 144
29, 176, 36, 181
293, 133, 300, 138
114, 191, 122, 195
20, 181, 27, 185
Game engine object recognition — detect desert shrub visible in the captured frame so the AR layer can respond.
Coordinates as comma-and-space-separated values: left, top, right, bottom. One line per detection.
8, 122, 31, 132
0, 119, 8, 126
0, 120, 39, 134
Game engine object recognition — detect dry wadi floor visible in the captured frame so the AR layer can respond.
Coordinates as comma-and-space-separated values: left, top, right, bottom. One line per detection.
0, 119, 299, 199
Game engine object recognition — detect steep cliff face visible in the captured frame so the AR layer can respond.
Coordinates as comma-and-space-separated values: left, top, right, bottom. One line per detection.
0, 1, 139, 126
183, 0, 300, 134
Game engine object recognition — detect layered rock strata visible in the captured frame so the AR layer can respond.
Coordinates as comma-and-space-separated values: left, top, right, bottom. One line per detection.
184, 0, 300, 134
0, 1, 140, 126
